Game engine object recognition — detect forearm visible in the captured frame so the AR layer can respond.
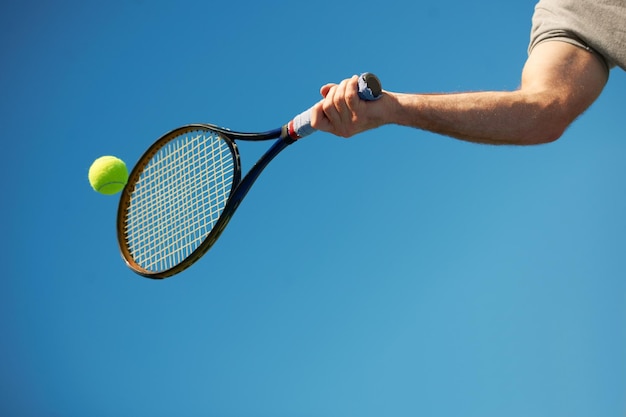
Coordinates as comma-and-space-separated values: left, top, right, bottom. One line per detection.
312, 44, 605, 144
383, 90, 565, 145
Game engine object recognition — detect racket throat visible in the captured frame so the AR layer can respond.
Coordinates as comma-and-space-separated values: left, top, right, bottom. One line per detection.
229, 137, 291, 206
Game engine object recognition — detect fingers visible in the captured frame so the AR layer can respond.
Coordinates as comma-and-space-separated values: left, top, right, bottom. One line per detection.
321, 75, 360, 137
320, 83, 335, 98
314, 74, 381, 138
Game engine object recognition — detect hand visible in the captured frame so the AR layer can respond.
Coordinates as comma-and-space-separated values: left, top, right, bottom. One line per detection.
310, 75, 386, 138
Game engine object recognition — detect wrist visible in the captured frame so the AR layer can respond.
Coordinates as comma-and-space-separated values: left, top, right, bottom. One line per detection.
382, 92, 420, 127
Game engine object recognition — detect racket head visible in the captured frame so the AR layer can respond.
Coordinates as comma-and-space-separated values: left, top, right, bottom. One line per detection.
117, 124, 242, 278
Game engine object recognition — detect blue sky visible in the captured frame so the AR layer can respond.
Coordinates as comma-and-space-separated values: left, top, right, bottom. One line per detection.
2, 0, 625, 416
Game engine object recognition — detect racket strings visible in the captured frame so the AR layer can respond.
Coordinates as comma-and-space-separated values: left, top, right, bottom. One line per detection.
123, 129, 236, 272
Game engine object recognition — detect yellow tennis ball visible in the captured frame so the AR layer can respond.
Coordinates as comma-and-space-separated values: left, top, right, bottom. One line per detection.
88, 156, 128, 195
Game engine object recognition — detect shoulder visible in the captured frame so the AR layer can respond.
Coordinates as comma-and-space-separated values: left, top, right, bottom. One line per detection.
529, 0, 626, 71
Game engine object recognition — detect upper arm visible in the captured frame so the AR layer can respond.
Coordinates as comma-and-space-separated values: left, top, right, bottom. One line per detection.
520, 41, 608, 138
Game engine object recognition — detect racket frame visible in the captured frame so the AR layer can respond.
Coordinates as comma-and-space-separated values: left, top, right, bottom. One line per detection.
117, 72, 381, 279
117, 123, 292, 279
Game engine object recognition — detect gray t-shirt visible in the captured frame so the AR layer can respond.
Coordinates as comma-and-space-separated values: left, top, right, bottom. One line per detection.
529, 0, 626, 71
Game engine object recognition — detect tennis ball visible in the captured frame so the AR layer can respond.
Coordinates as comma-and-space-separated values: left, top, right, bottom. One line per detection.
88, 155, 128, 195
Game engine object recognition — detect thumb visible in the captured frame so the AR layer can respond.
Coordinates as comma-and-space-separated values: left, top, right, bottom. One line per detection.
309, 100, 331, 132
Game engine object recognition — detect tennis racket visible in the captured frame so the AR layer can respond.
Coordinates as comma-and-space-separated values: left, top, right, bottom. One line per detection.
117, 73, 382, 279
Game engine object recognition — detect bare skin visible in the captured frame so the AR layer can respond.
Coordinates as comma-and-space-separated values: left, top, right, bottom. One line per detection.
310, 41, 608, 145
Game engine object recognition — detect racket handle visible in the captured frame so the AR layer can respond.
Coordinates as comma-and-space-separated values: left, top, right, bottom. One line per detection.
288, 72, 382, 140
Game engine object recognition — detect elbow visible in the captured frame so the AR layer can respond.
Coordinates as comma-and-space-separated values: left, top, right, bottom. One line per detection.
519, 122, 567, 145
500, 119, 567, 145
515, 99, 574, 145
